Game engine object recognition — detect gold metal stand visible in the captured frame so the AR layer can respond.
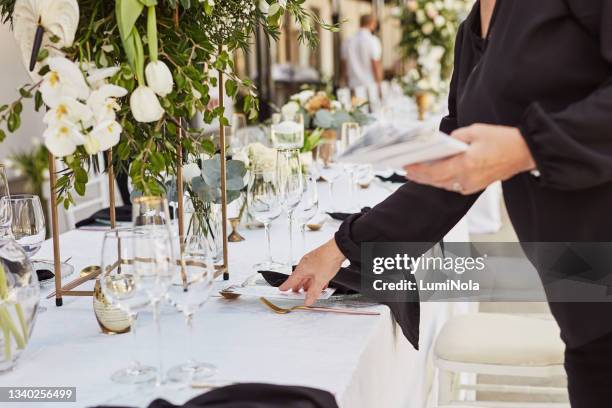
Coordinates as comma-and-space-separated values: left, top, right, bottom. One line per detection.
50, 149, 116, 306
218, 65, 230, 281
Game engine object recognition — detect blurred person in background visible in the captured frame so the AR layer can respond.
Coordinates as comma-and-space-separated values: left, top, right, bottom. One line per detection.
341, 14, 383, 93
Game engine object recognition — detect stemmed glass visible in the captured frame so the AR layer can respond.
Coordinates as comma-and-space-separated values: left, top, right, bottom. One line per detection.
247, 166, 283, 271
271, 112, 304, 150
166, 235, 216, 383
276, 149, 303, 268
8, 195, 46, 257
316, 140, 341, 211
230, 113, 248, 153
100, 228, 155, 384
340, 122, 361, 212
294, 173, 319, 257
132, 225, 174, 386
353, 164, 374, 208
0, 165, 11, 238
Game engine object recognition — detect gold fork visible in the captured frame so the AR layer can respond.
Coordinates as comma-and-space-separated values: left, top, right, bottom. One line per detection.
259, 297, 380, 316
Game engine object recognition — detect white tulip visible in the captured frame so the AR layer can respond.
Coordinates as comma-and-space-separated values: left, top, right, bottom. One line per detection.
89, 120, 122, 152
145, 61, 174, 97
40, 57, 90, 107
182, 162, 201, 182
43, 96, 93, 125
43, 121, 84, 157
130, 86, 165, 123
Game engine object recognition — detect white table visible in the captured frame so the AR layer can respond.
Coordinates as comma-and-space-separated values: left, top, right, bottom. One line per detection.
2, 176, 469, 408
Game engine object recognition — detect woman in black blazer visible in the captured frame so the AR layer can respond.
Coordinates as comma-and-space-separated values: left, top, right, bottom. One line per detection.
281, 0, 612, 405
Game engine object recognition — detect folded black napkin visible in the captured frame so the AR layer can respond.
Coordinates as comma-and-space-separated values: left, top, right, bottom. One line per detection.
259, 269, 358, 295
327, 207, 371, 222
376, 173, 407, 183
91, 383, 338, 408
260, 266, 420, 350
75, 205, 133, 227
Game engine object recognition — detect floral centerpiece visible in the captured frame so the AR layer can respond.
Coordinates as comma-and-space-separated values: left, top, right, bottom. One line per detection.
397, 0, 470, 97
0, 0, 335, 215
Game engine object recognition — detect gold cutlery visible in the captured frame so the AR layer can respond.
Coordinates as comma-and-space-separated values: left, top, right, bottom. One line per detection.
259, 297, 379, 316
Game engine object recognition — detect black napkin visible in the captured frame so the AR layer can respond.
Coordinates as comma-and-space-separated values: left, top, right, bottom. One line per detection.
75, 205, 133, 227
261, 266, 420, 349
376, 173, 407, 183
259, 269, 357, 295
91, 383, 338, 408
327, 207, 371, 222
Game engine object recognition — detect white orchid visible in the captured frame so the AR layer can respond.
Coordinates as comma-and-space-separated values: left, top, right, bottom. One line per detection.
88, 120, 122, 153
43, 96, 93, 125
130, 86, 164, 123
145, 61, 174, 97
87, 84, 128, 124
87, 66, 121, 90
40, 57, 90, 107
43, 120, 84, 157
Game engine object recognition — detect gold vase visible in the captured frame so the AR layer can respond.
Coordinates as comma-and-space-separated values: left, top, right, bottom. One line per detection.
93, 279, 131, 335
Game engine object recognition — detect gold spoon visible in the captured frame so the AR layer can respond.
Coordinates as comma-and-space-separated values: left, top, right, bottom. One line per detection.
259, 297, 379, 315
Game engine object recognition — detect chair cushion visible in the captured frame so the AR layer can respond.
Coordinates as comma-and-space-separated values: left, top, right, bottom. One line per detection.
435, 313, 564, 366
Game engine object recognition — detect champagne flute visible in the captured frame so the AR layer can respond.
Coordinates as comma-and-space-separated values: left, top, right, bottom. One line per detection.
0, 164, 11, 238
294, 173, 319, 256
166, 235, 216, 383
132, 226, 174, 386
276, 149, 303, 268
247, 166, 283, 271
230, 113, 248, 152
100, 228, 155, 384
9, 195, 45, 257
316, 140, 341, 211
340, 123, 361, 212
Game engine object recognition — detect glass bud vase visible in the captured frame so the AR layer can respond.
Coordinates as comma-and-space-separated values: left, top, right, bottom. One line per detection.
186, 201, 223, 265
0, 238, 40, 372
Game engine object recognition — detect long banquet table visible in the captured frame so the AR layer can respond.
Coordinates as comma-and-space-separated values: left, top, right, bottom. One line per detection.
3, 175, 469, 408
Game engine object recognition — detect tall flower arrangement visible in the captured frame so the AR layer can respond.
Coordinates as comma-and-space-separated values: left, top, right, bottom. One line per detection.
0, 0, 336, 209
397, 0, 470, 96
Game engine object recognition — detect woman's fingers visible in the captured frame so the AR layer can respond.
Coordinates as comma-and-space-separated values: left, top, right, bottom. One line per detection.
404, 157, 462, 186
279, 270, 305, 292
305, 279, 327, 307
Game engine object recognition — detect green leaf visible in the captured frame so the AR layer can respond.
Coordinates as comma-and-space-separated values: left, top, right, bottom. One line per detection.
36, 48, 49, 62
74, 182, 86, 196
139, 0, 157, 5
116, 0, 144, 42
0, 129, 5, 142
149, 151, 165, 172
132, 27, 145, 86
0, 105, 7, 113
7, 113, 20, 132
74, 167, 88, 184
34, 91, 43, 111
204, 1, 213, 15
13, 101, 22, 114
18, 88, 31, 98
225, 80, 237, 97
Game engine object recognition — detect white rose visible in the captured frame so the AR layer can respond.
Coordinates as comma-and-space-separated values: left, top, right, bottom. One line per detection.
281, 101, 301, 118
130, 86, 165, 123
145, 61, 174, 97
434, 15, 445, 27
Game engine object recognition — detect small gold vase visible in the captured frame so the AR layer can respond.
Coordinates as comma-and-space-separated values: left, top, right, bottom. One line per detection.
93, 279, 131, 335
415, 91, 431, 121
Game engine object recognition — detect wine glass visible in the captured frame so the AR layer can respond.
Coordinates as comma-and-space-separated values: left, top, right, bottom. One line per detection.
316, 140, 341, 211
294, 173, 319, 257
247, 166, 283, 271
9, 195, 45, 257
276, 149, 303, 268
131, 226, 174, 386
166, 235, 216, 383
0, 164, 11, 238
271, 112, 304, 150
132, 196, 172, 227
354, 164, 374, 208
100, 228, 155, 384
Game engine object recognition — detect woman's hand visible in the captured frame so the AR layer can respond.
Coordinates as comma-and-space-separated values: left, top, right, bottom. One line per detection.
404, 124, 536, 195
279, 238, 346, 306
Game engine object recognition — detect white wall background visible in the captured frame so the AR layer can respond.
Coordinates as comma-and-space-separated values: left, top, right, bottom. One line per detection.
0, 22, 44, 179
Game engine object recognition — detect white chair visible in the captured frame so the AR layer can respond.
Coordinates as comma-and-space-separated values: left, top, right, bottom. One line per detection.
434, 313, 568, 408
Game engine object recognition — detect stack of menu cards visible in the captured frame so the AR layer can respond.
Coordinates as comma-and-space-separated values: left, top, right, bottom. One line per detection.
339, 122, 468, 169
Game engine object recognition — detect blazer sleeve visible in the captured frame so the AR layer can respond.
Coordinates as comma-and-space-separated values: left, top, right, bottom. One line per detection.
334, 22, 478, 265
519, 1, 612, 191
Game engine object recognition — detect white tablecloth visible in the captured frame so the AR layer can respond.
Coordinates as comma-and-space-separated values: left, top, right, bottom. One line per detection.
2, 176, 469, 408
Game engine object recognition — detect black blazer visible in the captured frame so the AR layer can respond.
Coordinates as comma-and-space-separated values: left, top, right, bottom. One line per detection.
335, 0, 612, 349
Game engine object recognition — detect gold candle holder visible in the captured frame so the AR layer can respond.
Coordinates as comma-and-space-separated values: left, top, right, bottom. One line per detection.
228, 217, 244, 242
